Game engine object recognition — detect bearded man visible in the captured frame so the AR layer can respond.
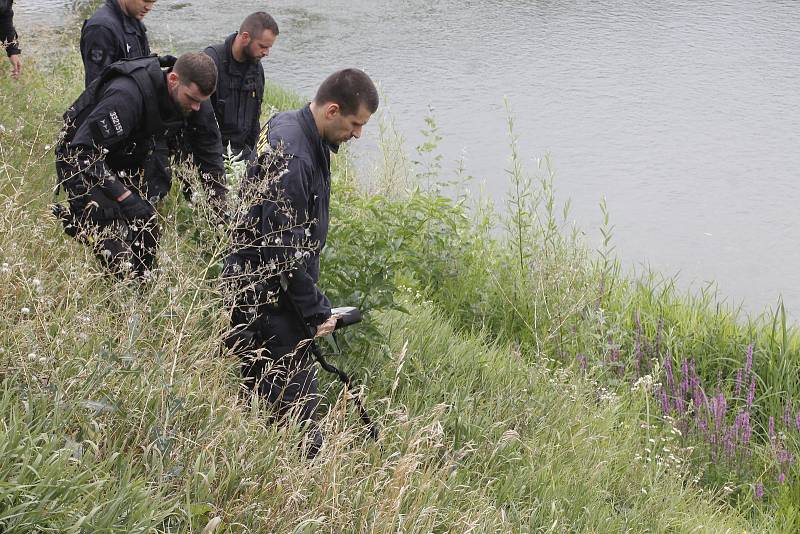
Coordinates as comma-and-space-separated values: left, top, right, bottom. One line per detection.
204, 12, 279, 164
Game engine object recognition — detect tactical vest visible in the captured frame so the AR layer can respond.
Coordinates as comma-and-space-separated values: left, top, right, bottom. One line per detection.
60, 56, 167, 170
205, 39, 264, 155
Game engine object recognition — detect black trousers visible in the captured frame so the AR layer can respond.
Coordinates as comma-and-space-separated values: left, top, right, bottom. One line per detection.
61, 177, 160, 279
225, 299, 321, 426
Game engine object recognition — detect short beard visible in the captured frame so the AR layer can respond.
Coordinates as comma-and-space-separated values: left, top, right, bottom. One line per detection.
243, 44, 261, 64
168, 84, 192, 117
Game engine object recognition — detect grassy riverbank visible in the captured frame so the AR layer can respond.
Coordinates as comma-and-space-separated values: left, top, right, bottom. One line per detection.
0, 46, 797, 532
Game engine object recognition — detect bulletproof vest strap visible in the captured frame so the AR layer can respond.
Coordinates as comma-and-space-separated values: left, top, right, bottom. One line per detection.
209, 43, 227, 69
98, 55, 163, 134
206, 44, 228, 95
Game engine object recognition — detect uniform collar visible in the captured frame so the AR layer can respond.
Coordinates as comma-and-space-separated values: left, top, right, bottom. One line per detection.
108, 0, 147, 36
299, 104, 339, 155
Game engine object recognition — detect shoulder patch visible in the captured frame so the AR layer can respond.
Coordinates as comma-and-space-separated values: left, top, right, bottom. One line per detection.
89, 49, 105, 65
91, 110, 126, 141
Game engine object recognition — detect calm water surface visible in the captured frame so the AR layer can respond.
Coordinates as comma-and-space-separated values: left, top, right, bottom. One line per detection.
16, 0, 800, 320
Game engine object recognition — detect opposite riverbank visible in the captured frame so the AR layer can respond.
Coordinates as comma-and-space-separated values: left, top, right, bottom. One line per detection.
0, 39, 797, 532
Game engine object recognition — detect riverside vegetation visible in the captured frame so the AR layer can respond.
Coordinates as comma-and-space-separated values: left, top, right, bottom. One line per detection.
0, 37, 798, 533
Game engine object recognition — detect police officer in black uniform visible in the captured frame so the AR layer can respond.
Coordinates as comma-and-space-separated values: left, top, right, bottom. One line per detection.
80, 0, 180, 203
224, 69, 378, 457
80, 0, 156, 86
204, 12, 278, 164
0, 0, 21, 79
55, 52, 226, 278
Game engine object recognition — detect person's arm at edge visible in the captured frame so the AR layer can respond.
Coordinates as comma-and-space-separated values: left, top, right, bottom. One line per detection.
1, 1, 21, 79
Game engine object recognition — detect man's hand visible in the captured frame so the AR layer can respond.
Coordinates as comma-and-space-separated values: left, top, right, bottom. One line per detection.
314, 314, 340, 338
118, 192, 156, 221
8, 54, 21, 80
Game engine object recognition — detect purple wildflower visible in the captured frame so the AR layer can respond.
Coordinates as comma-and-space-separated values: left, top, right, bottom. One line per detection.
675, 396, 686, 416
755, 481, 764, 499
777, 447, 793, 466
680, 359, 689, 403
723, 426, 736, 457
658, 385, 670, 415
747, 376, 756, 409
697, 416, 708, 436
664, 355, 675, 402
744, 344, 753, 381
735, 410, 752, 447
784, 400, 792, 427
576, 354, 587, 372
769, 416, 775, 440
712, 392, 726, 432
735, 369, 743, 397
795, 412, 800, 432
779, 472, 786, 485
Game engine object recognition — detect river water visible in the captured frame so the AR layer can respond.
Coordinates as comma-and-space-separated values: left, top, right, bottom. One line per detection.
14, 0, 800, 320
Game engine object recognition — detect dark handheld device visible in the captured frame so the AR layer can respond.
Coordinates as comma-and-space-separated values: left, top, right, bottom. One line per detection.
331, 306, 362, 330
279, 275, 378, 440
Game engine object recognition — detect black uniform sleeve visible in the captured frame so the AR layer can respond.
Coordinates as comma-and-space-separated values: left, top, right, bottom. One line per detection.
184, 100, 227, 201
260, 154, 331, 321
67, 78, 144, 199
80, 26, 119, 87
0, 0, 20, 57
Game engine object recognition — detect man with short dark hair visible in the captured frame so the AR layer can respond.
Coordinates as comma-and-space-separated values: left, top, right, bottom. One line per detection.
224, 68, 379, 458
0, 0, 21, 79
54, 52, 226, 278
204, 12, 279, 163
80, 0, 156, 87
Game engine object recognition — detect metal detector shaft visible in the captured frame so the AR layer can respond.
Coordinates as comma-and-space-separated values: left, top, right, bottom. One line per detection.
279, 275, 379, 440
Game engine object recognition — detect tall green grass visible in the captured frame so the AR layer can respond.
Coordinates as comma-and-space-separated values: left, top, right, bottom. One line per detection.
347, 98, 800, 525
0, 44, 788, 532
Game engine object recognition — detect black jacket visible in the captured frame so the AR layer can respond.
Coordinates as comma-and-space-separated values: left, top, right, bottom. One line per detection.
80, 0, 150, 87
0, 0, 19, 57
56, 56, 225, 202
204, 33, 265, 162
231, 105, 337, 322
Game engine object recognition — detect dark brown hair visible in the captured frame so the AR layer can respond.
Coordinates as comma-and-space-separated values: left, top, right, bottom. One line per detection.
240, 12, 279, 38
313, 68, 379, 116
173, 52, 218, 95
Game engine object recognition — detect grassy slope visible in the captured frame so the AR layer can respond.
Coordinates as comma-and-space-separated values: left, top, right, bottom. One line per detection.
0, 53, 758, 532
